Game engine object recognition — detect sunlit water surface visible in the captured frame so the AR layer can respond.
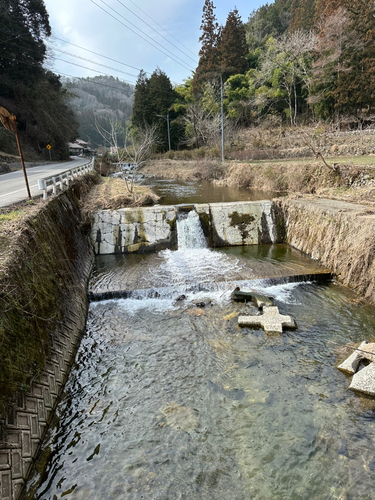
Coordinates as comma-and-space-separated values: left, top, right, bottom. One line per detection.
24, 244, 375, 500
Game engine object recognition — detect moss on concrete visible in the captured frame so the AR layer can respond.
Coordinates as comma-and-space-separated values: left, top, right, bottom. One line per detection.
0, 176, 95, 414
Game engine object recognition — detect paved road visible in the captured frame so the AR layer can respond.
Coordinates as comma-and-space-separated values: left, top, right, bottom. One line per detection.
0, 158, 89, 208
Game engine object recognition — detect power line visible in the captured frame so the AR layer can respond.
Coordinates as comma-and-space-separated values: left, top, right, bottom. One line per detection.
52, 48, 138, 78
114, 0, 197, 64
53, 56, 136, 83
0, 26, 185, 87
49, 36, 184, 87
89, 0, 194, 72
125, 0, 198, 59
51, 36, 149, 75
0, 53, 137, 85
1, 52, 180, 98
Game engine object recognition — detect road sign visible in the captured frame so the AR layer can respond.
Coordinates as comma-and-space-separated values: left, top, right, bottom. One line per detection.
0, 106, 16, 132
46, 144, 51, 150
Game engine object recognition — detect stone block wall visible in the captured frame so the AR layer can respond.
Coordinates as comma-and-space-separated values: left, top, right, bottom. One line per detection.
0, 184, 93, 499
91, 201, 282, 255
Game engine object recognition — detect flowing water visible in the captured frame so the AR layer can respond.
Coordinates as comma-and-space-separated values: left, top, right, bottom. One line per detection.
24, 210, 375, 500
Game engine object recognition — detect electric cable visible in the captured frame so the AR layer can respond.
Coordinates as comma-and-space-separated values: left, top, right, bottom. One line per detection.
0, 26, 186, 87
89, 0, 194, 72
0, 53, 137, 85
114, 0, 197, 63
125, 0, 198, 59
51, 48, 138, 78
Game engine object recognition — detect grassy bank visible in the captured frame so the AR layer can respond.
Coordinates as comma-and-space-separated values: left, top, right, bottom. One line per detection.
142, 156, 375, 206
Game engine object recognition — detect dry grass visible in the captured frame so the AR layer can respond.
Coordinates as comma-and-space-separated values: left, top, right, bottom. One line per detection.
0, 201, 45, 268
142, 157, 375, 205
83, 177, 160, 213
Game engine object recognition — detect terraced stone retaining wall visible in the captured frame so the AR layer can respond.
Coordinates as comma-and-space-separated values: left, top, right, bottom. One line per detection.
0, 182, 94, 499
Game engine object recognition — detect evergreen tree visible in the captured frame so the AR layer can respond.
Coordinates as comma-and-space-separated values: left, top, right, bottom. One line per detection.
193, 0, 221, 92
245, 0, 292, 52
131, 70, 150, 128
148, 68, 176, 121
290, 0, 318, 30
131, 68, 176, 150
314, 0, 345, 25
0, 0, 78, 158
0, 0, 50, 88
219, 9, 248, 80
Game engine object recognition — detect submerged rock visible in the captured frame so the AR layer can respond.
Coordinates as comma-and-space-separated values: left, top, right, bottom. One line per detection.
251, 293, 274, 309
175, 294, 187, 302
206, 339, 233, 354
159, 402, 199, 432
231, 290, 253, 302
222, 311, 239, 321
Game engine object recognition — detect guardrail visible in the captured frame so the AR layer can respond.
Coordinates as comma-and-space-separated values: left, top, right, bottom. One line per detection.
37, 157, 95, 200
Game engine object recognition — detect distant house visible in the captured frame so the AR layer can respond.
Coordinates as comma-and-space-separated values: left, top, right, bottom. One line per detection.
68, 139, 92, 155
68, 142, 84, 155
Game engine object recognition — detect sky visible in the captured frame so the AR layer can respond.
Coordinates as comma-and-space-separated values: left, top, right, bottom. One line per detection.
43, 0, 267, 87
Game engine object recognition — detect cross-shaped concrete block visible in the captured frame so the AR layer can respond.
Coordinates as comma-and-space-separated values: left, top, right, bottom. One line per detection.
238, 306, 297, 335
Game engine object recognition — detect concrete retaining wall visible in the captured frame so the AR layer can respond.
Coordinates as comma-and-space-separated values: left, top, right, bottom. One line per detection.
0, 184, 93, 499
91, 201, 282, 255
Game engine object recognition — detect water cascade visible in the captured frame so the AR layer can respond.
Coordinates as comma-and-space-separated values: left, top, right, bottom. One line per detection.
177, 210, 207, 250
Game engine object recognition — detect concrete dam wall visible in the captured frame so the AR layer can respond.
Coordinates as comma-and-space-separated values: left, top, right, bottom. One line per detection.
90, 200, 283, 255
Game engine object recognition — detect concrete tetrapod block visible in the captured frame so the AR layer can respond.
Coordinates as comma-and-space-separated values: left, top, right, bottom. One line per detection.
251, 293, 274, 309
337, 341, 368, 375
238, 306, 296, 336
360, 342, 375, 363
349, 363, 375, 396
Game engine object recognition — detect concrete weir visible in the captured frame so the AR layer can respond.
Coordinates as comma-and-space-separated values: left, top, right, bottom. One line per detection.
90, 200, 282, 255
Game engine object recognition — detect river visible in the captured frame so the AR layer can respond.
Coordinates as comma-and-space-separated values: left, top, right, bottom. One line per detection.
23, 185, 375, 500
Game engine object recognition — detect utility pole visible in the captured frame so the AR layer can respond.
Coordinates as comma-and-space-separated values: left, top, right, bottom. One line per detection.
0, 106, 31, 199
157, 111, 171, 151
220, 74, 225, 164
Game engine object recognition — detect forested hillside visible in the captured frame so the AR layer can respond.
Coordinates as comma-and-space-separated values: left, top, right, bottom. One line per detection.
132, 0, 375, 152
64, 76, 134, 148
0, 0, 78, 159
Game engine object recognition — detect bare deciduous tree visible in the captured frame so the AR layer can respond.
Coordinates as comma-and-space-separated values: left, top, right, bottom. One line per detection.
96, 120, 158, 193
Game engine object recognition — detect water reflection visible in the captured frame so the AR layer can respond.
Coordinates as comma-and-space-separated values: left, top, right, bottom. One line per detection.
142, 177, 281, 205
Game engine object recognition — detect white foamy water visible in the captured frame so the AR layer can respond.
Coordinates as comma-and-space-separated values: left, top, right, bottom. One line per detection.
177, 210, 207, 249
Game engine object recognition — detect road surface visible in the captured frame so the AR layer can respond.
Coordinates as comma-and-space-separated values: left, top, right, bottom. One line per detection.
0, 158, 89, 208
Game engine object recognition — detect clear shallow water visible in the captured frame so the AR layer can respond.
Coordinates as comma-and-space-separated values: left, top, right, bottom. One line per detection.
142, 178, 280, 205
25, 249, 375, 500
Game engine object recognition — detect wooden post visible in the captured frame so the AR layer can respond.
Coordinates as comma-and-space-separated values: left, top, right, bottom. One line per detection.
11, 118, 31, 199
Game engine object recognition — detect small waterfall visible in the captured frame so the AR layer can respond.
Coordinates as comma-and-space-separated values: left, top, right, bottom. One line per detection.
176, 210, 207, 250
